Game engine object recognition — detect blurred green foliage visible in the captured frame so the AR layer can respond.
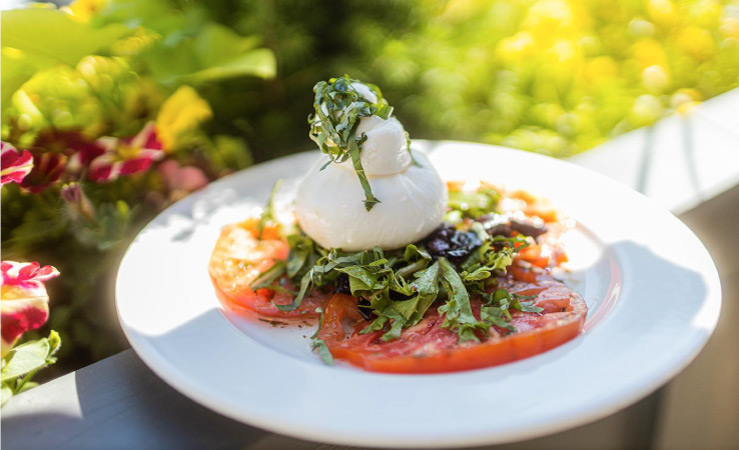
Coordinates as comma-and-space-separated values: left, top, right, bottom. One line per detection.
190, 0, 739, 158
2, 0, 738, 375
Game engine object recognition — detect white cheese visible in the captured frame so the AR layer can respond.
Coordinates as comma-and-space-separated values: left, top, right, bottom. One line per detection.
297, 82, 447, 250
336, 116, 411, 176
295, 150, 447, 251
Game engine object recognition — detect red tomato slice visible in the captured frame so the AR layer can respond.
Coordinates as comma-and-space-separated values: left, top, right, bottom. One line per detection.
208, 220, 329, 318
318, 273, 586, 374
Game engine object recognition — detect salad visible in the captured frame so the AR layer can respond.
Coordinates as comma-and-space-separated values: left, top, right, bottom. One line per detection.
208, 76, 587, 373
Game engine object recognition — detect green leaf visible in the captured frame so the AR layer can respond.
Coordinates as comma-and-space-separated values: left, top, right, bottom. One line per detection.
311, 307, 334, 366
448, 188, 501, 219
517, 300, 544, 313
379, 307, 407, 341
1, 338, 51, 381
286, 235, 315, 278
438, 257, 485, 343
361, 314, 389, 335
16, 381, 39, 394
252, 260, 287, 289
1, 385, 13, 406
335, 265, 381, 294
139, 23, 275, 85
407, 262, 440, 325
391, 298, 418, 321
193, 24, 261, 68
274, 269, 312, 312
403, 244, 432, 262
184, 49, 276, 82
1, 8, 129, 110
481, 306, 516, 332
311, 339, 334, 366
47, 330, 61, 355
258, 180, 281, 238
349, 143, 380, 211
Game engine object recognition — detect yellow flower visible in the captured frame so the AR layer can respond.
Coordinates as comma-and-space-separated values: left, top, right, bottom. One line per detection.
584, 56, 618, 83
522, 0, 585, 42
676, 26, 716, 61
64, 0, 107, 23
688, 0, 722, 29
642, 65, 670, 92
110, 28, 160, 56
633, 39, 668, 70
647, 0, 677, 27
496, 32, 535, 63
547, 38, 581, 66
155, 86, 213, 151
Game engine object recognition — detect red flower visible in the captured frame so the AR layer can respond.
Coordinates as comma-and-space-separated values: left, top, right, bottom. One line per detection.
1, 261, 59, 356
32, 129, 105, 171
19, 151, 67, 193
90, 122, 164, 182
1, 141, 33, 186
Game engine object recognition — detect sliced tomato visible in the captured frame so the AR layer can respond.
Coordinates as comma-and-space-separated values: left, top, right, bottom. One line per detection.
318, 273, 586, 374
516, 244, 550, 268
208, 220, 329, 318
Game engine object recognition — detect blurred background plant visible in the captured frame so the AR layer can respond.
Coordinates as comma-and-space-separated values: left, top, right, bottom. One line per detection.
1, 0, 738, 379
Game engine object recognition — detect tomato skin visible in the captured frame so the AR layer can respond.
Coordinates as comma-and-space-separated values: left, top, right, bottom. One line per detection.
318, 275, 587, 374
208, 220, 328, 318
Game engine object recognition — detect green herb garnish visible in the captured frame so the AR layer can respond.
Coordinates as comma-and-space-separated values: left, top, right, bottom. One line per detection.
311, 307, 334, 366
257, 180, 282, 238
308, 75, 393, 211
251, 184, 547, 351
447, 187, 501, 219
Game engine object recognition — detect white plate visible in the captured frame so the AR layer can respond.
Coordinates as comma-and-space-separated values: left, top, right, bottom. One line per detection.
116, 141, 721, 448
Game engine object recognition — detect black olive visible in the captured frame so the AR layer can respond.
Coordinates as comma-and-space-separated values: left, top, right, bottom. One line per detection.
509, 217, 548, 239
335, 273, 352, 295
477, 214, 513, 237
422, 224, 482, 263
357, 298, 373, 321
477, 214, 548, 240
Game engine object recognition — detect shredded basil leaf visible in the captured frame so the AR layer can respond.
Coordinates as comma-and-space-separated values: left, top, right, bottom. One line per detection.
258, 180, 282, 237
437, 257, 488, 343
308, 76, 393, 211
448, 187, 501, 219
311, 307, 334, 366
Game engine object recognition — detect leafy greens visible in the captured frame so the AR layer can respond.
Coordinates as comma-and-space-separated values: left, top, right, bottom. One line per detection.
253, 183, 548, 351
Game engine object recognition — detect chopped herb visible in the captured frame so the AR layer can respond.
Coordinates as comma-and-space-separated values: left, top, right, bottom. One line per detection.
308, 76, 393, 211
252, 260, 287, 289
258, 180, 282, 238
437, 257, 487, 343
286, 234, 316, 278
448, 187, 501, 219
311, 307, 334, 366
